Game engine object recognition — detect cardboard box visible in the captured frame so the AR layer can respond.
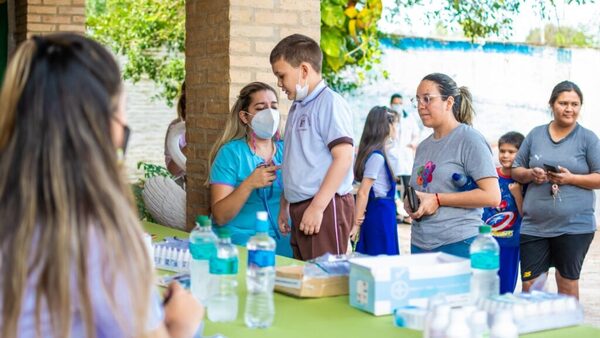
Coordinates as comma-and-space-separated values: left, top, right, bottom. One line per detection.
274, 265, 349, 298
349, 253, 471, 315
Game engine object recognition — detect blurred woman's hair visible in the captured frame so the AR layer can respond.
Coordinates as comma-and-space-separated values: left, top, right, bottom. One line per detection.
0, 33, 152, 338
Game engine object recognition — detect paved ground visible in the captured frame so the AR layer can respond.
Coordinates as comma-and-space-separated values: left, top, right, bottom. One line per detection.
397, 223, 600, 327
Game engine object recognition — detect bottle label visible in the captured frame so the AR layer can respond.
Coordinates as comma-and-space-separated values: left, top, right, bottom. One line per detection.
189, 241, 216, 260
248, 249, 275, 268
471, 251, 499, 270
210, 256, 238, 275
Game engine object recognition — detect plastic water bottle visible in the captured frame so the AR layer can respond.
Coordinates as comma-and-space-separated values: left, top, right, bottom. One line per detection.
244, 211, 276, 328
189, 215, 217, 304
427, 304, 451, 338
470, 225, 500, 301
445, 308, 471, 338
490, 310, 518, 338
452, 173, 478, 191
469, 310, 489, 338
207, 227, 239, 322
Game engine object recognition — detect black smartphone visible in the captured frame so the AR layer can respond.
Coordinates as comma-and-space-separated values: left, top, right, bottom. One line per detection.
406, 186, 420, 213
543, 163, 559, 173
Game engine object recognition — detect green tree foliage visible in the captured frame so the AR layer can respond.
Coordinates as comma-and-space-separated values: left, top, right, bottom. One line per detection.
87, 0, 594, 99
526, 23, 594, 48
321, 0, 386, 92
87, 0, 185, 106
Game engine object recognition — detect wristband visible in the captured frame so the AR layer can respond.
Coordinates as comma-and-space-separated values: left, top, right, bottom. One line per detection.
435, 193, 441, 207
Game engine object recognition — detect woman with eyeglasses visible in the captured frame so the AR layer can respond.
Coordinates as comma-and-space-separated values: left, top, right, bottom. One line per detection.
207, 82, 293, 257
511, 81, 600, 299
405, 73, 500, 258
0, 33, 203, 338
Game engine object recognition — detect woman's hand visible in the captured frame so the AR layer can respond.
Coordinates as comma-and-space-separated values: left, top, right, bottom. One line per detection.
245, 165, 279, 189
531, 167, 548, 185
547, 166, 573, 185
163, 282, 204, 338
406, 191, 439, 220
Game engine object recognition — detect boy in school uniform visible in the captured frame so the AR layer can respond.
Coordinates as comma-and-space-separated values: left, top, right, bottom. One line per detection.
270, 34, 355, 261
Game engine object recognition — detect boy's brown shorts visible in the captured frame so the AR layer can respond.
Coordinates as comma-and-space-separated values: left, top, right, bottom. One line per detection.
288, 194, 354, 261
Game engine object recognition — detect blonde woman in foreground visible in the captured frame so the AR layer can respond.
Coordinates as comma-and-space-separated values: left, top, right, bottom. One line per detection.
0, 33, 203, 338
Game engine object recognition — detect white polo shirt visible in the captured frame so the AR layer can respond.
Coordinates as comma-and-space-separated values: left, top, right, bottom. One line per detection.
282, 80, 355, 203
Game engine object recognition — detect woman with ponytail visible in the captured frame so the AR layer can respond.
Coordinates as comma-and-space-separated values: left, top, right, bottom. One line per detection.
0, 33, 203, 338
207, 82, 292, 257
405, 73, 500, 258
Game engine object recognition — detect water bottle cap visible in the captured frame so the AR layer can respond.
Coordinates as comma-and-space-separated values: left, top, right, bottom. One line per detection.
256, 211, 268, 221
479, 225, 492, 234
214, 226, 231, 238
195, 215, 211, 227
256, 212, 269, 233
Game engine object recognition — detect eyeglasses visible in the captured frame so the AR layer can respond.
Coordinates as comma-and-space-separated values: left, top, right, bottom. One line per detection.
112, 117, 131, 154
410, 95, 447, 107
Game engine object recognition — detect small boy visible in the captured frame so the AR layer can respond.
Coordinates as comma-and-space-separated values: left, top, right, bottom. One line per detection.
270, 34, 355, 261
482, 131, 525, 294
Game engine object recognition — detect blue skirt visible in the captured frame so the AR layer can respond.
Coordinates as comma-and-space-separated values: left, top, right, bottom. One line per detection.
355, 196, 399, 256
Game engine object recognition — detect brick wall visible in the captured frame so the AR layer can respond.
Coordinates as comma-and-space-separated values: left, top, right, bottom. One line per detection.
14, 0, 85, 43
186, 0, 320, 229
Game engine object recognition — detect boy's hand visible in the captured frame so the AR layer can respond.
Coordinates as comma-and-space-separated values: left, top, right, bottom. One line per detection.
508, 182, 521, 194
299, 204, 323, 235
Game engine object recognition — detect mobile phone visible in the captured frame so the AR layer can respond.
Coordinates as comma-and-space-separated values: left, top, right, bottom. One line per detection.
543, 163, 559, 173
406, 186, 420, 213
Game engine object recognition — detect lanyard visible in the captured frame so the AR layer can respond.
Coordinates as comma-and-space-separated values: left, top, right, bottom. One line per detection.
255, 161, 282, 240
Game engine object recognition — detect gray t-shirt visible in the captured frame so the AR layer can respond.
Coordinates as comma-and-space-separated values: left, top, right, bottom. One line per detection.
282, 80, 355, 203
410, 124, 498, 250
363, 152, 392, 198
513, 123, 600, 236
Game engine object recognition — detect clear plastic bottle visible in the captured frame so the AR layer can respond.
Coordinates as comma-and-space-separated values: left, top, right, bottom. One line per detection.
189, 215, 217, 304
445, 308, 471, 338
427, 304, 451, 338
452, 173, 478, 191
244, 211, 277, 328
469, 309, 489, 338
470, 225, 500, 302
490, 310, 519, 338
207, 227, 239, 322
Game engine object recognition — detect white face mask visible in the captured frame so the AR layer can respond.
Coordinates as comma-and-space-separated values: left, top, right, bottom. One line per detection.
391, 104, 402, 112
249, 108, 280, 139
295, 69, 309, 101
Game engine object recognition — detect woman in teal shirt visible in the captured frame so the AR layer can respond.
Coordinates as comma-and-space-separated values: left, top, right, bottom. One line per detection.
208, 82, 293, 257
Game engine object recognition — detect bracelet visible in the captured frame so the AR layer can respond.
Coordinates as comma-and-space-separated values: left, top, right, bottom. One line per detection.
435, 193, 441, 207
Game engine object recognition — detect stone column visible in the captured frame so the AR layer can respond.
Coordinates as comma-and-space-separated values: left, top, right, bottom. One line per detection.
185, 0, 320, 229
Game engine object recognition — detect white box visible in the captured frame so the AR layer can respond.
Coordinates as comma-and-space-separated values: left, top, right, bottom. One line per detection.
349, 253, 471, 316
